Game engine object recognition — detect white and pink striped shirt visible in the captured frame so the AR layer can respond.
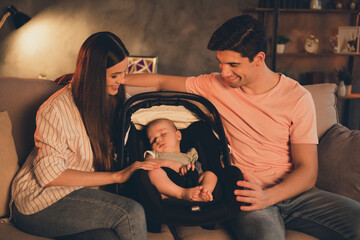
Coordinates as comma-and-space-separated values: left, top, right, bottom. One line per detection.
11, 85, 94, 215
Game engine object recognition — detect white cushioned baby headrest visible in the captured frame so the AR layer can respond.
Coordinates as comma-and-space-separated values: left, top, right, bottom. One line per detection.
131, 105, 200, 130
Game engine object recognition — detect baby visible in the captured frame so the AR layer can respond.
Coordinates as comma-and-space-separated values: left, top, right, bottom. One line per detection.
144, 118, 218, 202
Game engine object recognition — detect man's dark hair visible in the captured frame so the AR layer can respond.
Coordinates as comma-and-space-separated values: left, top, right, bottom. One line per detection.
207, 15, 267, 61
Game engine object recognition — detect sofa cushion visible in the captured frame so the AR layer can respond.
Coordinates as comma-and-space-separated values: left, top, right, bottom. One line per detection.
147, 225, 175, 240
286, 230, 318, 240
0, 222, 172, 240
317, 123, 360, 202
175, 225, 319, 240
175, 225, 234, 240
303, 84, 338, 139
0, 77, 63, 165
0, 223, 52, 240
0, 111, 19, 218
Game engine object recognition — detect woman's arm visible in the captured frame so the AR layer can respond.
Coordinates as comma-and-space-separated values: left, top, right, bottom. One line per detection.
35, 93, 161, 188
45, 161, 161, 187
145, 155, 182, 172
124, 73, 187, 92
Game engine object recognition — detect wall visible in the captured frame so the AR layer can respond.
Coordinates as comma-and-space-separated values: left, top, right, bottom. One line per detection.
1, 0, 359, 129
0, 0, 257, 79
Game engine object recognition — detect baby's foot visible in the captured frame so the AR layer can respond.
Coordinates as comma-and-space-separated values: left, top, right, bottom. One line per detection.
198, 188, 213, 202
182, 186, 202, 201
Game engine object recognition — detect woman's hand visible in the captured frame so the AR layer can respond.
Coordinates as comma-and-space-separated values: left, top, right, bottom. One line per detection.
144, 158, 163, 165
233, 173, 271, 211
145, 157, 182, 172
179, 163, 195, 176
113, 161, 160, 184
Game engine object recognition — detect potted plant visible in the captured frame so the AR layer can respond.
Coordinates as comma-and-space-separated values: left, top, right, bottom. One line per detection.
276, 35, 291, 54
336, 66, 352, 96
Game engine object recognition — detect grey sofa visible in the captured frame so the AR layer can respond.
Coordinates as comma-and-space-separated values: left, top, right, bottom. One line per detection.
1, 76, 359, 240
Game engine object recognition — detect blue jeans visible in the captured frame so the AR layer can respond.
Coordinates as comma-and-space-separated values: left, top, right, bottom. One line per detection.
13, 188, 147, 240
230, 187, 360, 240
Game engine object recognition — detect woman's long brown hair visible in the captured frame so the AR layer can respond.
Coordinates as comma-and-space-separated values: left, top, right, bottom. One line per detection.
71, 32, 128, 171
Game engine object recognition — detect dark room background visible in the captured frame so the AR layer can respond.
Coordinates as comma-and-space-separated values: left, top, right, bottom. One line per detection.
0, 0, 258, 79
0, 0, 359, 129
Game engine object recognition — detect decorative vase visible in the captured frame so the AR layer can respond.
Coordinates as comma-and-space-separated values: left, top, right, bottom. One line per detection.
336, 2, 342, 9
345, 85, 352, 96
337, 81, 346, 97
349, 1, 356, 10
310, 0, 322, 9
276, 44, 285, 54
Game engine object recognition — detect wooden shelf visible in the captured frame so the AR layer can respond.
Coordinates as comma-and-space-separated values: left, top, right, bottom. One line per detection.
343, 93, 360, 99
244, 8, 360, 14
274, 52, 360, 57
246, 7, 360, 72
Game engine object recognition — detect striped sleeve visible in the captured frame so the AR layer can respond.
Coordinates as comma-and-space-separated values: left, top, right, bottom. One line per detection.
33, 102, 68, 187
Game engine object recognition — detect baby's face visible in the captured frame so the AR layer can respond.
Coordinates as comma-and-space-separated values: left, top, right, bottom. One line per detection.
147, 120, 181, 153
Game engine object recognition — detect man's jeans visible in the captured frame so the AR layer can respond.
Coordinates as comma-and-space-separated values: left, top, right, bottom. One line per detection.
13, 188, 147, 240
230, 187, 360, 240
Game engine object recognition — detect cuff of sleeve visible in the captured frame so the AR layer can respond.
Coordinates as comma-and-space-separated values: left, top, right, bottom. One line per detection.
34, 157, 67, 187
144, 150, 155, 159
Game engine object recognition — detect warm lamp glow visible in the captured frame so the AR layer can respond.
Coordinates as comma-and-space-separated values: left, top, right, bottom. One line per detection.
16, 21, 51, 56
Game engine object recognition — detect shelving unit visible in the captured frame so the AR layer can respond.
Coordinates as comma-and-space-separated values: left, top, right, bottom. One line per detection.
247, 8, 360, 14
338, 93, 360, 127
245, 4, 360, 128
268, 52, 360, 57
244, 7, 360, 83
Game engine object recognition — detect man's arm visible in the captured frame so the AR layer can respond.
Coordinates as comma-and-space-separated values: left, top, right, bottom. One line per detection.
124, 73, 187, 92
235, 143, 318, 211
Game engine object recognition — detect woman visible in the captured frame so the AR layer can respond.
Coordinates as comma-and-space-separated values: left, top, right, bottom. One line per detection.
11, 32, 160, 240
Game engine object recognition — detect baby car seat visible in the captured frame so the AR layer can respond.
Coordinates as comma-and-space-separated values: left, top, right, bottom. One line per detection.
114, 91, 244, 232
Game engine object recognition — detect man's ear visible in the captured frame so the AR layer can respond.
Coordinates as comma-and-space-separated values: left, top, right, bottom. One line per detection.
254, 52, 265, 66
176, 130, 182, 141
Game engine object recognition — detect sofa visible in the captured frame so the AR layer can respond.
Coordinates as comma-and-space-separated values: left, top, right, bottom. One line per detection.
1, 76, 359, 240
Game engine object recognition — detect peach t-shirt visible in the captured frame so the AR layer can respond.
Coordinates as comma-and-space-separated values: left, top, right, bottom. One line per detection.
186, 73, 318, 188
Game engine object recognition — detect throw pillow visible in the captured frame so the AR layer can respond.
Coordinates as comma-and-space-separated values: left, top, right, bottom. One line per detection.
0, 111, 19, 217
303, 83, 337, 139
317, 123, 360, 202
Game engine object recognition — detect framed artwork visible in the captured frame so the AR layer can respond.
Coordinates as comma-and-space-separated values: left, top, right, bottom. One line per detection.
127, 56, 158, 74
337, 26, 360, 54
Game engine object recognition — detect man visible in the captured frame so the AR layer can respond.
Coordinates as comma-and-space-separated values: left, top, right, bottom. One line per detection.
124, 15, 360, 239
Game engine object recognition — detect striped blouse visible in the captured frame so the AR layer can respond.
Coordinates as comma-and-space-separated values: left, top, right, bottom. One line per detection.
11, 84, 94, 215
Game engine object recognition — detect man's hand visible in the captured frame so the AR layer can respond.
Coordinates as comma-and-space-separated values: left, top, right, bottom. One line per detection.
179, 163, 195, 176
234, 173, 272, 211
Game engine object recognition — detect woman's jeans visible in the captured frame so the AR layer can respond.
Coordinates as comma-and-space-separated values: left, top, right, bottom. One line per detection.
230, 187, 360, 240
13, 188, 147, 240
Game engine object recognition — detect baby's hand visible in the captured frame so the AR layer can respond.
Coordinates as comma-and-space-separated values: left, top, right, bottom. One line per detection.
179, 163, 195, 176
166, 160, 182, 172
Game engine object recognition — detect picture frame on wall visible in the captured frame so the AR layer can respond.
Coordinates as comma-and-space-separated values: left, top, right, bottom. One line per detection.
337, 26, 360, 54
127, 56, 158, 74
